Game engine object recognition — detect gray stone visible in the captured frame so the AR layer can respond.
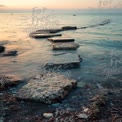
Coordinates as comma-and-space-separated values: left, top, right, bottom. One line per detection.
43, 113, 53, 118
0, 74, 22, 89
16, 72, 77, 104
52, 42, 79, 50
48, 37, 75, 42
0, 46, 5, 53
30, 33, 62, 38
45, 53, 81, 69
61, 26, 77, 30
36, 29, 62, 33
0, 50, 17, 56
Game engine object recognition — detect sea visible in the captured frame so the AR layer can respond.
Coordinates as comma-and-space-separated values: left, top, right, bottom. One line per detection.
0, 9, 122, 82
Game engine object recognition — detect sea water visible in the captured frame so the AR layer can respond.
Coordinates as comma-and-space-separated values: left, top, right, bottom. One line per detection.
0, 9, 122, 82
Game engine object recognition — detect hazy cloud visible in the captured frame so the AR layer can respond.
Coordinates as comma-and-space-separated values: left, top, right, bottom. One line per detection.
0, 5, 5, 7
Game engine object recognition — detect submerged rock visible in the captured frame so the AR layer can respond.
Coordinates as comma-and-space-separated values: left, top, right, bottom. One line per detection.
52, 42, 79, 50
16, 72, 77, 104
45, 53, 81, 69
0, 50, 18, 56
48, 37, 75, 42
30, 33, 62, 38
0, 46, 5, 53
0, 74, 23, 89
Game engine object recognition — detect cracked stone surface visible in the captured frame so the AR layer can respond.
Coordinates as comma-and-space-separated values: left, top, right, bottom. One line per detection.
16, 72, 77, 104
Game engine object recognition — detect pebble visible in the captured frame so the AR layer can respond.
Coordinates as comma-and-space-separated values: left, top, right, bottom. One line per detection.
43, 113, 53, 119
77, 113, 88, 119
97, 83, 103, 89
0, 93, 3, 96
83, 108, 89, 113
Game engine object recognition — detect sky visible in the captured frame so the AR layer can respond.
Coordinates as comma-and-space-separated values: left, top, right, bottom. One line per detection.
0, 0, 122, 10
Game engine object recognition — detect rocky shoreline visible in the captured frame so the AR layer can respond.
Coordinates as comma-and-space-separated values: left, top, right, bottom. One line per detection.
0, 23, 121, 121
0, 78, 121, 122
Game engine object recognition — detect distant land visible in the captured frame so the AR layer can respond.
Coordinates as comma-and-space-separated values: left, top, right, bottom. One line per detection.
0, 8, 122, 14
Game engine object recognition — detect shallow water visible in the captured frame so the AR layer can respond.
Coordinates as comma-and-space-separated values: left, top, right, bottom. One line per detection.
0, 11, 122, 82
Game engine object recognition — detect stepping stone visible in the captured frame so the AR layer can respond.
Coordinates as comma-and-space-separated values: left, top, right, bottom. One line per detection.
45, 53, 81, 69
0, 74, 23, 89
30, 33, 62, 38
61, 26, 77, 30
48, 37, 75, 42
35, 29, 62, 34
16, 72, 77, 104
52, 42, 79, 50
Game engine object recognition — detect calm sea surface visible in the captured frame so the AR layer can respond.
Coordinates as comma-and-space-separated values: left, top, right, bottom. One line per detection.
0, 10, 122, 81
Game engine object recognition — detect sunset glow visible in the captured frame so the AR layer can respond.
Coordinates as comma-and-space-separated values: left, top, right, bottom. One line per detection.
0, 0, 122, 10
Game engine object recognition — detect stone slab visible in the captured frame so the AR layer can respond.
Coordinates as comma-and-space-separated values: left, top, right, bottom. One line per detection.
45, 53, 81, 69
48, 37, 75, 42
61, 26, 77, 30
35, 29, 62, 33
30, 33, 62, 38
52, 42, 79, 50
16, 72, 77, 104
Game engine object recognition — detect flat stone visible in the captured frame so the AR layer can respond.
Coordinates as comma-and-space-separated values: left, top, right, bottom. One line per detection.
30, 33, 62, 38
16, 72, 77, 104
0, 46, 5, 53
0, 50, 18, 56
45, 53, 81, 69
52, 42, 79, 50
35, 29, 62, 33
0, 74, 23, 89
61, 26, 77, 30
48, 37, 75, 42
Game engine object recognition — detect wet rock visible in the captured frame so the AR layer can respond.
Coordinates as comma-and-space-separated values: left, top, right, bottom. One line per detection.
48, 37, 75, 42
52, 42, 79, 50
16, 72, 77, 104
43, 113, 53, 118
45, 53, 81, 69
83, 108, 89, 113
1, 50, 17, 56
61, 26, 77, 30
0, 46, 5, 53
0, 74, 23, 89
36, 29, 62, 33
88, 95, 107, 119
30, 33, 62, 38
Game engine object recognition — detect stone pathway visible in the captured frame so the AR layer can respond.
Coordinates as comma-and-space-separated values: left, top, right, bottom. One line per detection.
47, 36, 81, 69
15, 28, 82, 104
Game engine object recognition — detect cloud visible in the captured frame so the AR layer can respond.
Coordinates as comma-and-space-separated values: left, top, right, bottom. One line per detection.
0, 5, 5, 7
